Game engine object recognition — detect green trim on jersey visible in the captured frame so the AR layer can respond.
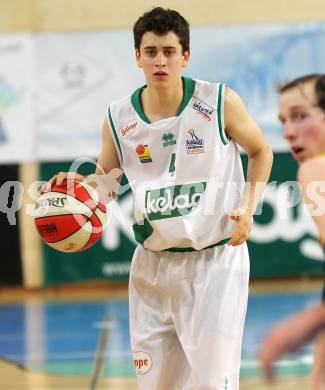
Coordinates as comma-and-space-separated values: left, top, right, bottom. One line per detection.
176, 77, 196, 116
108, 107, 123, 162
133, 219, 154, 245
163, 238, 230, 252
130, 88, 150, 124
130, 77, 196, 124
217, 83, 229, 146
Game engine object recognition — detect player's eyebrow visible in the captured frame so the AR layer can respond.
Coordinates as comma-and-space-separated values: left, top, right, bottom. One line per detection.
143, 46, 177, 49
288, 105, 307, 110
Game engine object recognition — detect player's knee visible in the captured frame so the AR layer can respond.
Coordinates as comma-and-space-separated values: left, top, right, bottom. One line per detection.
311, 365, 325, 389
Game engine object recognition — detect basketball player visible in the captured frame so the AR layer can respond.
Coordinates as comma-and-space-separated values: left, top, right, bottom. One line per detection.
260, 74, 325, 389
46, 8, 273, 389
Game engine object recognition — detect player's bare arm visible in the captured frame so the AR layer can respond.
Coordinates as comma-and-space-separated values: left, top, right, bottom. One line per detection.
260, 305, 325, 381
224, 87, 273, 246
95, 117, 121, 176
88, 117, 123, 201
298, 156, 325, 245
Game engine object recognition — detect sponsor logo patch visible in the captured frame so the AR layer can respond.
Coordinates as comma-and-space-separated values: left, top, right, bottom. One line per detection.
133, 351, 152, 375
145, 181, 206, 220
192, 101, 213, 121
162, 132, 176, 147
120, 120, 138, 138
186, 129, 204, 154
136, 144, 152, 163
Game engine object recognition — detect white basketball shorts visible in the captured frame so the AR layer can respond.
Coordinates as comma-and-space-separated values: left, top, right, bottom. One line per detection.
129, 243, 250, 390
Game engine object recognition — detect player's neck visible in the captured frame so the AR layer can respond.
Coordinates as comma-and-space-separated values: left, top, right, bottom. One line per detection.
141, 79, 183, 122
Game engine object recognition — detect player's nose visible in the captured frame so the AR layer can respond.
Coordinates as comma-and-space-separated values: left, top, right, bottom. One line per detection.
283, 122, 297, 140
156, 52, 167, 67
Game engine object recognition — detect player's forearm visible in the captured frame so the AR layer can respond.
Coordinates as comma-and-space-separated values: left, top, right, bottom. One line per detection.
301, 305, 325, 340
242, 146, 273, 215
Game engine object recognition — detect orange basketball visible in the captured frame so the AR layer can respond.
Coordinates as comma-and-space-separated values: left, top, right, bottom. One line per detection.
136, 144, 146, 155
34, 180, 107, 252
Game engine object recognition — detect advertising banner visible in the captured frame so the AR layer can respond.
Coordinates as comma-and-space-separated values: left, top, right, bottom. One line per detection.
35, 23, 325, 160
0, 35, 34, 163
41, 154, 324, 285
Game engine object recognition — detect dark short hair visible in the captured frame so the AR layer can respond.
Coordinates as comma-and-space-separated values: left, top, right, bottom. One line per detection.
133, 7, 190, 54
279, 74, 325, 111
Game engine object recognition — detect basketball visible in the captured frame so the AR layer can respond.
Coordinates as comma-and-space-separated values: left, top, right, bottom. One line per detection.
34, 180, 107, 252
136, 144, 146, 155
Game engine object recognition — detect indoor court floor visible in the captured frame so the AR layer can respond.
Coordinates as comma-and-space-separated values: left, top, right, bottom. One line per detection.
0, 279, 322, 390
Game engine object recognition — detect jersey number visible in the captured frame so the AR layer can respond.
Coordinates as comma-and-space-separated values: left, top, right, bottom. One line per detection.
168, 153, 176, 176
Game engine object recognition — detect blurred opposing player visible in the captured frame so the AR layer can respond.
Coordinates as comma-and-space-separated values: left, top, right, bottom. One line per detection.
260, 74, 325, 389
46, 7, 273, 389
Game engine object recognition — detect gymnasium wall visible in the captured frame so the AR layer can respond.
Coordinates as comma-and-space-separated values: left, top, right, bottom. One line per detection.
1, 0, 325, 287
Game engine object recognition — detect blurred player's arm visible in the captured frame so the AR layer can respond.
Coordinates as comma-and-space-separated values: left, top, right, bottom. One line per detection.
95, 117, 121, 175
87, 117, 123, 201
224, 87, 273, 246
260, 305, 325, 381
298, 156, 325, 245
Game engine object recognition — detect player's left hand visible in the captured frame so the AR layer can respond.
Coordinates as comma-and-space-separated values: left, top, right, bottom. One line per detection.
228, 208, 253, 246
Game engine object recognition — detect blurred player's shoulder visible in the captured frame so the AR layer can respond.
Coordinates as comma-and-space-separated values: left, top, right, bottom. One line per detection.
298, 155, 325, 185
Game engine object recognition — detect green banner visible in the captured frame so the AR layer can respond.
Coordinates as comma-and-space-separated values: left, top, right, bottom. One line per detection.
243, 153, 324, 278
40, 153, 323, 286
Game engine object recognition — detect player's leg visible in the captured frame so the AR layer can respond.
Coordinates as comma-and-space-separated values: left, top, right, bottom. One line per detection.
312, 329, 325, 390
311, 278, 325, 390
172, 244, 250, 390
129, 246, 193, 390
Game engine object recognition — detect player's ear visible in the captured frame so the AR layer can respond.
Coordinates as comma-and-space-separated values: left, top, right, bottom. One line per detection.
135, 49, 142, 68
182, 50, 190, 68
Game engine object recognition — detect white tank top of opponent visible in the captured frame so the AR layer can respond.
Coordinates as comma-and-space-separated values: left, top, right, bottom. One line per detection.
108, 77, 245, 251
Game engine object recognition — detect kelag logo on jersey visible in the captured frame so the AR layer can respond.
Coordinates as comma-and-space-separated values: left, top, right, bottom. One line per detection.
145, 182, 206, 220
186, 129, 204, 154
192, 101, 213, 121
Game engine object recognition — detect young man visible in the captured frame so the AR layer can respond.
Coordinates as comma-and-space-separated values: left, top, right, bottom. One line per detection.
48, 8, 272, 389
260, 74, 325, 389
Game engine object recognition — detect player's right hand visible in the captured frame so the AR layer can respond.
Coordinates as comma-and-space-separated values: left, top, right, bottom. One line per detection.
228, 208, 253, 246
40, 172, 86, 194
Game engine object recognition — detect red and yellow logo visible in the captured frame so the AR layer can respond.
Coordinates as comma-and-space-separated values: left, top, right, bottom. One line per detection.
136, 144, 152, 163
133, 351, 153, 375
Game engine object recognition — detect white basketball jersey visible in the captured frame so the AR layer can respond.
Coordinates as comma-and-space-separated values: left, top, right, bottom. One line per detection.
108, 77, 245, 251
